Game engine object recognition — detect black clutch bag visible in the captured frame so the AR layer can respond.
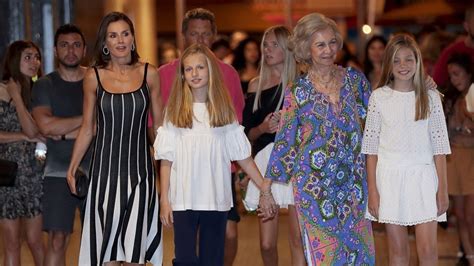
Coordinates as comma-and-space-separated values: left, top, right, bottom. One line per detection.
75, 169, 89, 198
0, 159, 18, 187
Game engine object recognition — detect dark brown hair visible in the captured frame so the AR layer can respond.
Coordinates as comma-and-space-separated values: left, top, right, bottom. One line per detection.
2, 40, 42, 108
93, 12, 139, 67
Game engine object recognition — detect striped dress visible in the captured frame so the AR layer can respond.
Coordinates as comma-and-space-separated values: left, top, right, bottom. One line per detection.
79, 63, 162, 265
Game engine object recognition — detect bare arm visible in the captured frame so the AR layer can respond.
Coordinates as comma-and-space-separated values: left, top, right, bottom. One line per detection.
0, 131, 29, 143
6, 79, 40, 138
159, 160, 173, 227
147, 65, 164, 131
32, 106, 82, 137
236, 157, 271, 191
434, 154, 448, 216
237, 157, 276, 220
66, 68, 97, 194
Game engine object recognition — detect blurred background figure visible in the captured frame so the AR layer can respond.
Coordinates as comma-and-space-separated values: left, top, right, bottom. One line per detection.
335, 42, 361, 71
159, 42, 179, 66
433, 5, 474, 88
363, 35, 387, 88
230, 30, 249, 50
419, 30, 456, 76
444, 53, 474, 266
0, 40, 45, 266
212, 36, 232, 62
232, 37, 261, 96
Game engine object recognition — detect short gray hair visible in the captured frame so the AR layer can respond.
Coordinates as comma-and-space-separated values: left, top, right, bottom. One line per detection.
290, 13, 343, 66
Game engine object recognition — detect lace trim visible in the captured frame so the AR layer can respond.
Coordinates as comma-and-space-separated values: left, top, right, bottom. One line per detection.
366, 216, 445, 226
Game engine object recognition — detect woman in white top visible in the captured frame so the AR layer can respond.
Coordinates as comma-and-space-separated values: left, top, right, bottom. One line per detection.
154, 44, 276, 266
362, 34, 451, 265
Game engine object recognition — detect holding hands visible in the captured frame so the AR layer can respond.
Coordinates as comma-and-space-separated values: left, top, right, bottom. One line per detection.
257, 178, 278, 220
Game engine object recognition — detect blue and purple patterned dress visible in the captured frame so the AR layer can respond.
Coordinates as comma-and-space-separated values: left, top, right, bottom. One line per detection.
266, 67, 375, 265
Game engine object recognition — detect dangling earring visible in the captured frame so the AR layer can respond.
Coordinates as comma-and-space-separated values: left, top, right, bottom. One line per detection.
102, 46, 110, 55
131, 43, 135, 51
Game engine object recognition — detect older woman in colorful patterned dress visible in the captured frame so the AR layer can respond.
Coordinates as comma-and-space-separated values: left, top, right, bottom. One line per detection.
265, 13, 375, 265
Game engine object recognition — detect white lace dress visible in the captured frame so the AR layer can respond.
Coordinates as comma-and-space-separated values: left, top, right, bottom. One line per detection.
362, 86, 451, 225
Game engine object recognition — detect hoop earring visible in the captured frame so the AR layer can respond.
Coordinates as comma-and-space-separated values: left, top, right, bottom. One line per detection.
102, 46, 110, 55
131, 43, 135, 51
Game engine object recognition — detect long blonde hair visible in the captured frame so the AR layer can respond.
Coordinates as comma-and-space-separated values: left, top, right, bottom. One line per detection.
378, 34, 429, 121
253, 25, 297, 113
166, 44, 236, 128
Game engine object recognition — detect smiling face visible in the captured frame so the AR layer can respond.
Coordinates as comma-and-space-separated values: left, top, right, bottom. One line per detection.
392, 46, 417, 83
105, 20, 134, 59
19, 47, 41, 78
55, 33, 86, 68
183, 53, 209, 91
310, 28, 339, 68
448, 63, 472, 92
263, 31, 284, 67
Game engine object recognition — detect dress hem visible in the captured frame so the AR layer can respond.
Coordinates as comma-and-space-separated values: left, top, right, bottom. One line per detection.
366, 216, 446, 226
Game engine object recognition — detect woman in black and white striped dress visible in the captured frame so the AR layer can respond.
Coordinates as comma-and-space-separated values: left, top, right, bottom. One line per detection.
67, 12, 163, 265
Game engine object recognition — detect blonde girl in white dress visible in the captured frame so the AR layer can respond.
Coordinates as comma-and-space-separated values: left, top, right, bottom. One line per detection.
362, 34, 451, 265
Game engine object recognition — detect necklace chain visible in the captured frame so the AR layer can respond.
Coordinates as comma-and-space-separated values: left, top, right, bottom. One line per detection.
309, 66, 338, 94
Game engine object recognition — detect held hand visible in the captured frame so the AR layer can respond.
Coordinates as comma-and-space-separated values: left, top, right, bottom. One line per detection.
66, 169, 77, 195
160, 200, 174, 227
437, 191, 449, 216
257, 189, 278, 221
368, 189, 380, 219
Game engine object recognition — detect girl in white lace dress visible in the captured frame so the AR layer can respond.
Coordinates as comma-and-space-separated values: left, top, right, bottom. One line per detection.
154, 44, 276, 266
362, 34, 451, 265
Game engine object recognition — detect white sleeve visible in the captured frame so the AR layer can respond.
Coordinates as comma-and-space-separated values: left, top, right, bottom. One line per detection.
225, 123, 252, 161
361, 93, 382, 154
429, 92, 451, 155
154, 124, 177, 161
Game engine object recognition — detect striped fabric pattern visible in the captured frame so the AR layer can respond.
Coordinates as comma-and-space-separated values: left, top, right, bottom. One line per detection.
79, 64, 162, 265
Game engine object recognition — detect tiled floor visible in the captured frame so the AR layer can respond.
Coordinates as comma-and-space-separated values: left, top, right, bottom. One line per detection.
0, 210, 462, 265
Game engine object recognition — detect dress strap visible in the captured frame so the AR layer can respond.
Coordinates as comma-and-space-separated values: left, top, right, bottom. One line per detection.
143, 63, 149, 82
93, 67, 103, 89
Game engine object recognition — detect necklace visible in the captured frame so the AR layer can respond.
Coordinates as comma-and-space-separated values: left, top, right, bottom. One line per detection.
309, 66, 338, 94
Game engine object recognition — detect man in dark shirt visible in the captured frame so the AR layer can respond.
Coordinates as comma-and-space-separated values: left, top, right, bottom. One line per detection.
31, 24, 88, 266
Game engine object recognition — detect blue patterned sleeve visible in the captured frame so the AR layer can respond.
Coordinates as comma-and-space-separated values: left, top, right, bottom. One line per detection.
265, 83, 300, 183
353, 68, 372, 120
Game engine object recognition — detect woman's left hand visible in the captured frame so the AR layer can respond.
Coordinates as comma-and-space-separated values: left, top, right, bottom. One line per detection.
436, 191, 449, 216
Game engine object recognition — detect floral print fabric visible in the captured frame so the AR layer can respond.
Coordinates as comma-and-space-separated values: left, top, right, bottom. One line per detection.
266, 67, 375, 265
0, 100, 43, 219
